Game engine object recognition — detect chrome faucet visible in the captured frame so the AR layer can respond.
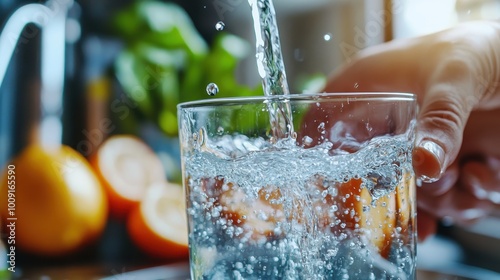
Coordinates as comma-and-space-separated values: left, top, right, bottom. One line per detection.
0, 0, 73, 152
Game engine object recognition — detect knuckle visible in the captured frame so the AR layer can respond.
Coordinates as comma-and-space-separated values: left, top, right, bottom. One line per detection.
420, 94, 467, 133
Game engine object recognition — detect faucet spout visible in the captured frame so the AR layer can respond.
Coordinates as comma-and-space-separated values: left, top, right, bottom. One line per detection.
0, 3, 53, 89
0, 0, 73, 149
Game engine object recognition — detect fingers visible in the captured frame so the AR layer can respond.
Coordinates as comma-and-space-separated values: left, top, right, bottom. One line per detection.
324, 22, 500, 184
417, 185, 494, 227
461, 158, 500, 204
414, 56, 479, 182
415, 22, 500, 181
416, 156, 499, 240
323, 39, 420, 94
419, 161, 459, 196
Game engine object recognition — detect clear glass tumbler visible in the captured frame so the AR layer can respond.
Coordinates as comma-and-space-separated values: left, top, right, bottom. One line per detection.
178, 93, 417, 280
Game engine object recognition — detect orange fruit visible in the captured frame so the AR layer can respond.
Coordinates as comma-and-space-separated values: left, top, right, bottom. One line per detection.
90, 135, 165, 219
127, 181, 189, 259
200, 178, 286, 243
198, 175, 399, 257
219, 184, 285, 242
396, 172, 416, 235
334, 179, 396, 257
0, 144, 107, 256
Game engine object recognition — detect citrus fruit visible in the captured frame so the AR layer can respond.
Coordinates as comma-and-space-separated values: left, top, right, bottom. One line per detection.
333, 178, 396, 257
198, 175, 398, 257
395, 172, 416, 235
90, 135, 165, 219
127, 181, 189, 259
200, 177, 286, 243
0, 144, 107, 256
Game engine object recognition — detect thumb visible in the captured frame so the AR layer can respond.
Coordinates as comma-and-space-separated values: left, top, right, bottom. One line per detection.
413, 68, 478, 182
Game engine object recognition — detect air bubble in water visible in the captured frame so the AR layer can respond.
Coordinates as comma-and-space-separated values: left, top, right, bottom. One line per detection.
302, 136, 313, 146
206, 83, 219, 96
323, 33, 332, 41
215, 21, 225, 31
317, 122, 325, 132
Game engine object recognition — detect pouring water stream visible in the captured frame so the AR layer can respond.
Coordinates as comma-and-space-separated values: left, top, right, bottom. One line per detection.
248, 0, 294, 140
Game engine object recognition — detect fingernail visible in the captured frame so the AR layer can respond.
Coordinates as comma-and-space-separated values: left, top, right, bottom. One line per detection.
414, 140, 445, 183
420, 140, 445, 167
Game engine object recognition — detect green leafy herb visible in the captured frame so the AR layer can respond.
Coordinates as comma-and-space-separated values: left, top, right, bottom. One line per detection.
113, 1, 263, 136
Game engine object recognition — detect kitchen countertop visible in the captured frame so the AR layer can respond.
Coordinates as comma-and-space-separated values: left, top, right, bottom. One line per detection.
12, 261, 500, 280
8, 223, 500, 280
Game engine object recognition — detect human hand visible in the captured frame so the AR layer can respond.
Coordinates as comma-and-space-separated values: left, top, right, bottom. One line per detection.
322, 21, 500, 240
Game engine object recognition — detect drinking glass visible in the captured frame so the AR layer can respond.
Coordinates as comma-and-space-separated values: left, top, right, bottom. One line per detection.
178, 93, 417, 280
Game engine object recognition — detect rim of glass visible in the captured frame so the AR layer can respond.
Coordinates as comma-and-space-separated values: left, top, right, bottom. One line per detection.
177, 92, 416, 109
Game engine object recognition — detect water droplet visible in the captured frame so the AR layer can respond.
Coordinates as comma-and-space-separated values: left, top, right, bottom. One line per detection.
206, 83, 219, 96
323, 33, 332, 41
215, 21, 225, 31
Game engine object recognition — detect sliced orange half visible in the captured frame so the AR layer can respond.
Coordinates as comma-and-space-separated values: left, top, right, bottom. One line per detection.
396, 171, 416, 235
127, 181, 189, 259
90, 135, 165, 219
316, 178, 396, 258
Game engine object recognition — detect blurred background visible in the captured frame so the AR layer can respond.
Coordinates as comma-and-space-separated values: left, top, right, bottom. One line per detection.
0, 0, 499, 279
